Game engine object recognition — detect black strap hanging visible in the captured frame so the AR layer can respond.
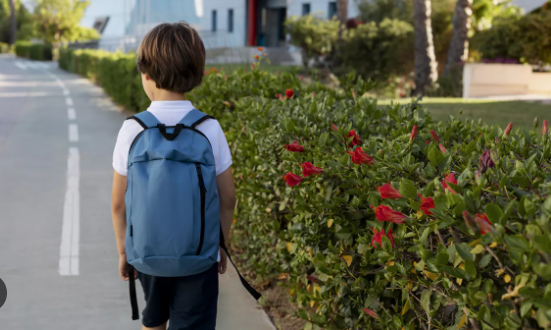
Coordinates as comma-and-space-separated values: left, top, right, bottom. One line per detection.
129, 266, 139, 320
220, 229, 262, 300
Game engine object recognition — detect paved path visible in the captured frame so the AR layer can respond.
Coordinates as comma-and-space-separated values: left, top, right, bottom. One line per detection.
0, 55, 274, 330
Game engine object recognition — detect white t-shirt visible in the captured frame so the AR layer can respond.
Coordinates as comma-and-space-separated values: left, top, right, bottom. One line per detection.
112, 100, 232, 176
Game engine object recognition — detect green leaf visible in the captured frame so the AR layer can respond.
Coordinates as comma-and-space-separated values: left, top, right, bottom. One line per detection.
478, 254, 492, 268
298, 309, 310, 320
415, 259, 426, 272
465, 259, 477, 278
428, 145, 445, 166
440, 265, 468, 279
436, 244, 449, 266
421, 290, 431, 313
501, 200, 517, 226
524, 198, 537, 218
399, 179, 418, 199
504, 235, 530, 252
485, 203, 503, 225
520, 301, 534, 317
465, 140, 476, 155
456, 243, 474, 262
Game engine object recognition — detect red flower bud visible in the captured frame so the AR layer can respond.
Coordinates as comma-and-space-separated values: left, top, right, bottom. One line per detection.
544, 120, 549, 135
430, 129, 440, 142
410, 125, 418, 141
285, 89, 294, 99
439, 143, 448, 154
475, 213, 493, 235
284, 141, 304, 152
426, 140, 431, 145
363, 308, 379, 319
346, 130, 362, 148
376, 183, 402, 199
331, 123, 338, 132
351, 147, 374, 165
301, 162, 323, 177
312, 92, 316, 97
352, 89, 357, 98
479, 150, 495, 174
504, 122, 513, 135
306, 275, 319, 283
371, 205, 406, 224
282, 172, 302, 187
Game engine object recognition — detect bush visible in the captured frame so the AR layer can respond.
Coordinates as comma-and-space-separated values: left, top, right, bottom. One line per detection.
29, 43, 53, 61
61, 49, 551, 329
0, 42, 9, 53
14, 40, 31, 58
285, 15, 339, 68
473, 10, 551, 65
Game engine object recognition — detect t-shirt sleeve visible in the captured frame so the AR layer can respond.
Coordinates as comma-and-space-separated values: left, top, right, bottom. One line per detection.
213, 121, 233, 176
112, 121, 132, 176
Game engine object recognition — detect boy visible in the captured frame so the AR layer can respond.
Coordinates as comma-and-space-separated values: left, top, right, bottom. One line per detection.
110, 22, 235, 330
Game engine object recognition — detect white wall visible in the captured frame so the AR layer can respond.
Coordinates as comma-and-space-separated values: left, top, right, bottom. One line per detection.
286, 0, 360, 19
200, 0, 248, 48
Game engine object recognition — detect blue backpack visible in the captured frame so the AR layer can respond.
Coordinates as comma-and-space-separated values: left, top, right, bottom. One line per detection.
125, 109, 260, 320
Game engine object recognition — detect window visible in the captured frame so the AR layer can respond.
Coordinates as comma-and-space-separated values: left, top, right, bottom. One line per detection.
212, 10, 217, 32
328, 2, 337, 19
228, 9, 234, 33
302, 3, 311, 16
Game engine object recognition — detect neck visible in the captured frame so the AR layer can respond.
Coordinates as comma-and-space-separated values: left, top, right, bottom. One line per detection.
152, 89, 186, 101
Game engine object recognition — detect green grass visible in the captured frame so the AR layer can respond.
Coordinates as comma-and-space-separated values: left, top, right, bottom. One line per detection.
205, 63, 299, 74
379, 97, 551, 131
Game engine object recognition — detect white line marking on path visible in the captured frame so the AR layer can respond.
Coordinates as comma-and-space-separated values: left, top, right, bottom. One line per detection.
66, 97, 73, 106
63, 89, 70, 96
59, 147, 80, 276
14, 61, 27, 70
68, 108, 76, 120
69, 124, 79, 142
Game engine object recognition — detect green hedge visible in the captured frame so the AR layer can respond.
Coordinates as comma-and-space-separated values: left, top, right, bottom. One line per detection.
15, 41, 31, 58
60, 48, 551, 329
15, 41, 52, 60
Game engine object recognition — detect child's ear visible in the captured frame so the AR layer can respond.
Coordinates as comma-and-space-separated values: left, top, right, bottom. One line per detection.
144, 73, 151, 81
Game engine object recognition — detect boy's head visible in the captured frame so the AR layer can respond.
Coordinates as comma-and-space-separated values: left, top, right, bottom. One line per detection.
137, 22, 205, 100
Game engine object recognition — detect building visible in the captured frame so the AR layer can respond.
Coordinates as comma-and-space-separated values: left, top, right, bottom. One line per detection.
83, 0, 359, 50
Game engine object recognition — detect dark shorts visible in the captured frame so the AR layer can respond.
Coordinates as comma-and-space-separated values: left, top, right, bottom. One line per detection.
138, 263, 219, 330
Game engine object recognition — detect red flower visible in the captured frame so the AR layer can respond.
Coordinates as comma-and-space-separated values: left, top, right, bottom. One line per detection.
399, 92, 406, 98
420, 196, 436, 215
430, 129, 440, 142
312, 92, 316, 97
331, 123, 338, 132
285, 89, 294, 99
479, 150, 495, 174
439, 143, 448, 154
283, 172, 302, 187
442, 173, 457, 194
347, 130, 362, 148
363, 308, 379, 319
475, 213, 493, 235
504, 122, 513, 135
352, 89, 357, 98
285, 141, 304, 152
301, 162, 323, 177
371, 205, 406, 224
351, 147, 374, 165
544, 120, 549, 135
254, 55, 260, 60
410, 125, 418, 141
376, 183, 402, 199
258, 47, 264, 51
426, 140, 431, 145
372, 228, 395, 249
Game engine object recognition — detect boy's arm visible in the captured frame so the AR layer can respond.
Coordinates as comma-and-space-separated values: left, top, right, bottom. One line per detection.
216, 167, 236, 274
111, 170, 134, 280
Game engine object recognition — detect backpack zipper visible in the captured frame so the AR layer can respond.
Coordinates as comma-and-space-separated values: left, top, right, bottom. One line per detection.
195, 163, 207, 255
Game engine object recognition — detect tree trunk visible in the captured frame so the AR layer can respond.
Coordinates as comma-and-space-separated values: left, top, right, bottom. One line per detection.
337, 0, 348, 37
444, 0, 473, 76
8, 0, 16, 45
413, 0, 438, 96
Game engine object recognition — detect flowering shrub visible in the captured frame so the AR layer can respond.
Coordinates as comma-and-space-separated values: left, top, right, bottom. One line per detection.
60, 49, 551, 329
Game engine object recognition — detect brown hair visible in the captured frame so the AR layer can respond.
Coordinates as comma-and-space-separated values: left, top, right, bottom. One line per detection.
137, 22, 206, 93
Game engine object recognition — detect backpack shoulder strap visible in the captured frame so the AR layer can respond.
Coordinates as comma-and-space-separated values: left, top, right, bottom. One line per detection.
127, 111, 160, 129
180, 109, 214, 128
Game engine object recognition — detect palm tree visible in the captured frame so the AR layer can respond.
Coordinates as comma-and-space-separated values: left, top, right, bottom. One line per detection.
337, 0, 348, 36
413, 0, 438, 96
444, 0, 473, 75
